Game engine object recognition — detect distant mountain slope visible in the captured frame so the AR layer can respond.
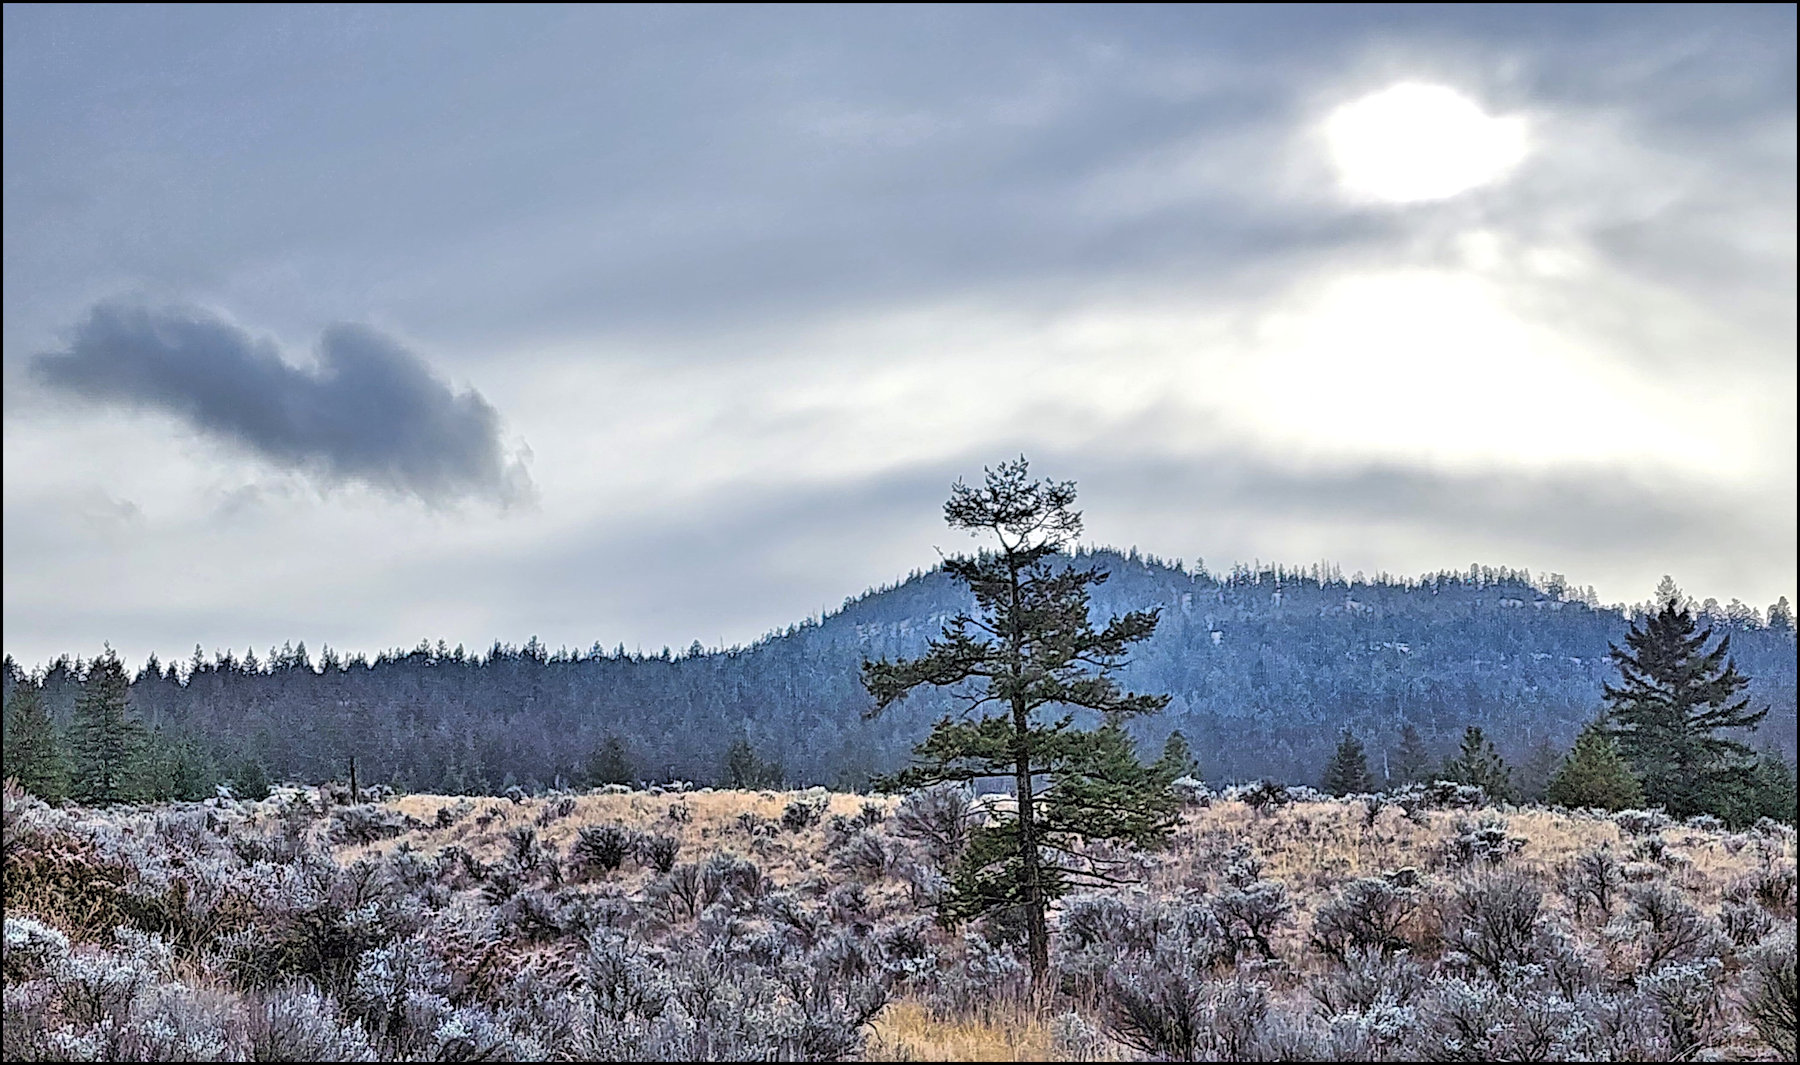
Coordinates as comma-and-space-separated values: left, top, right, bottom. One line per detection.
6, 550, 1795, 791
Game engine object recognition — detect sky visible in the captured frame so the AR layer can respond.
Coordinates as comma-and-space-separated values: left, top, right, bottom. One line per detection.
4, 5, 1795, 671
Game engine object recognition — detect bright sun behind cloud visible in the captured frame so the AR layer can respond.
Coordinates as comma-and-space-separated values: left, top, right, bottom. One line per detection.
1325, 82, 1529, 203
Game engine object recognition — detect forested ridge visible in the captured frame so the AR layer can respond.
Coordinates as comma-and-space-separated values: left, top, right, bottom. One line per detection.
5, 550, 1795, 794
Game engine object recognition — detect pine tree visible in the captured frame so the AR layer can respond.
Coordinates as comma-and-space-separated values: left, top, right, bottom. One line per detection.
1515, 736, 1564, 804
1442, 725, 1514, 801
586, 734, 634, 786
68, 649, 149, 805
1545, 722, 1643, 811
864, 458, 1176, 986
3, 684, 68, 802
722, 738, 783, 789
1390, 723, 1432, 787
1603, 587, 1768, 820
1320, 729, 1374, 796
1154, 730, 1200, 781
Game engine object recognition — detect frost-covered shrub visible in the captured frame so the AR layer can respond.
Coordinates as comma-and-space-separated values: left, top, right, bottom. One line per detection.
1213, 851, 1290, 960
1170, 776, 1210, 807
572, 824, 639, 876
329, 804, 417, 845
893, 785, 977, 868
1050, 1010, 1105, 1061
637, 833, 680, 874
838, 829, 895, 880
1721, 897, 1776, 946
702, 853, 766, 907
1441, 815, 1525, 868
1311, 875, 1420, 961
1104, 966, 1270, 1062
432, 799, 473, 830
1240, 780, 1291, 814
927, 934, 1029, 1020
1444, 873, 1542, 978
1311, 945, 1427, 1016
536, 795, 577, 826
1558, 846, 1623, 923
1744, 863, 1799, 916
349, 934, 452, 1057
1638, 956, 1726, 1059
782, 793, 829, 833
3, 915, 70, 982
1612, 809, 1671, 837
1743, 928, 1798, 1059
1421, 978, 1589, 1061
1621, 883, 1722, 970
245, 983, 377, 1062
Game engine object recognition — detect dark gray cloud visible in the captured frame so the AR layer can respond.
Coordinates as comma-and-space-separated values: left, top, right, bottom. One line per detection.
31, 303, 531, 506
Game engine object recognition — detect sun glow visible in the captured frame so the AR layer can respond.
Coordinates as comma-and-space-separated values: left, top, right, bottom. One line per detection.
1325, 82, 1528, 203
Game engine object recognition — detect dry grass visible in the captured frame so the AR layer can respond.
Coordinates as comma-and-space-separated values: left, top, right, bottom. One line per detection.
866, 999, 1065, 1062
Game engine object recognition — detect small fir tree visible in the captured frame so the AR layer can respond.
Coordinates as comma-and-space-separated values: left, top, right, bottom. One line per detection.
1515, 735, 1564, 804
1389, 723, 1434, 787
1603, 585, 1768, 819
3, 684, 68, 802
68, 648, 149, 805
1545, 722, 1644, 811
1154, 730, 1200, 781
1442, 725, 1514, 801
1320, 729, 1374, 796
864, 458, 1177, 987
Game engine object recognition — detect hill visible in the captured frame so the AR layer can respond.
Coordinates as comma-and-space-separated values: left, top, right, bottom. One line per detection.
5, 550, 1795, 793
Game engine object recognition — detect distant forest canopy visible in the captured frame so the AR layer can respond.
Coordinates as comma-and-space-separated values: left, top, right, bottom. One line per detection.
4, 549, 1795, 795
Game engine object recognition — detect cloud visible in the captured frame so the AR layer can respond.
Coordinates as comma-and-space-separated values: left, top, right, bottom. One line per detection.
30, 303, 532, 506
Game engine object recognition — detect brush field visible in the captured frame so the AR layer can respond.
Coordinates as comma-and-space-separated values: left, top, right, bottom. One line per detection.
4, 779, 1795, 1060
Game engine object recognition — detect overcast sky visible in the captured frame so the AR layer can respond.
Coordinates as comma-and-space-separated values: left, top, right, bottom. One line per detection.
4, 5, 1794, 671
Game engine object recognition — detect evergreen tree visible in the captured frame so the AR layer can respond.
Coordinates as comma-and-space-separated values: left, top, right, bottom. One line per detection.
722, 738, 784, 789
1320, 729, 1374, 796
1442, 725, 1514, 801
230, 757, 272, 801
3, 684, 68, 802
864, 459, 1176, 986
1389, 723, 1433, 787
1515, 736, 1564, 804
68, 649, 149, 805
585, 734, 634, 786
1603, 588, 1768, 819
1717, 752, 1797, 828
1545, 722, 1643, 811
1154, 730, 1200, 781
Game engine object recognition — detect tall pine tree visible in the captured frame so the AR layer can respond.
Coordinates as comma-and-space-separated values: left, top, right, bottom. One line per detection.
68, 648, 148, 805
1603, 587, 1767, 820
863, 458, 1176, 986
1320, 729, 1374, 796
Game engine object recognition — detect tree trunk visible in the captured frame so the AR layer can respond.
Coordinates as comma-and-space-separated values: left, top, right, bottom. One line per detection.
1015, 696, 1049, 989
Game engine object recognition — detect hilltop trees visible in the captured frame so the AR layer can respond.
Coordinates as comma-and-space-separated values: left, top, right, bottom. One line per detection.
863, 458, 1178, 986
1603, 584, 1768, 821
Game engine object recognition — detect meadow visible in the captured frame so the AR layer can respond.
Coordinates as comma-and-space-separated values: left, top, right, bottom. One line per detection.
4, 778, 1795, 1060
